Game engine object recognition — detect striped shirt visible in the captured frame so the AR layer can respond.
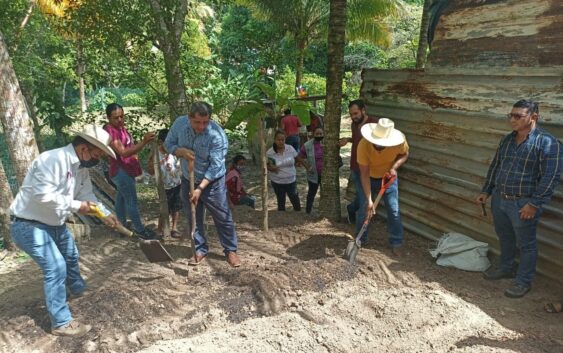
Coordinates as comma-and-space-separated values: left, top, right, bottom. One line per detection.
164, 116, 228, 183
482, 128, 561, 207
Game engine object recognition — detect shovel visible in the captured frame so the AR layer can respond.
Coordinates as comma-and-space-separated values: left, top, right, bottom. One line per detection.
89, 204, 173, 262
187, 160, 198, 264
344, 173, 396, 264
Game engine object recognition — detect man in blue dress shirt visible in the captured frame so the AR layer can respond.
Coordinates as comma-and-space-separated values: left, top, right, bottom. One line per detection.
165, 102, 241, 267
477, 99, 561, 298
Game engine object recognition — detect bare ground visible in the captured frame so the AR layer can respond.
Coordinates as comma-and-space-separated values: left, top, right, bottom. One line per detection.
0, 150, 562, 353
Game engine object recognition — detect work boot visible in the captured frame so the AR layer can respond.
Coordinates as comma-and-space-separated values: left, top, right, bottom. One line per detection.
482, 267, 515, 280
52, 320, 92, 337
504, 283, 531, 298
226, 252, 241, 268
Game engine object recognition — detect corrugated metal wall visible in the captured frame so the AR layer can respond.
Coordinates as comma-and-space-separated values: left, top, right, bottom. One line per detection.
360, 0, 563, 282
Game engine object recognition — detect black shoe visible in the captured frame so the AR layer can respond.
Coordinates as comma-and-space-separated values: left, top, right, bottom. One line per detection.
504, 283, 531, 298
483, 267, 515, 281
136, 228, 157, 240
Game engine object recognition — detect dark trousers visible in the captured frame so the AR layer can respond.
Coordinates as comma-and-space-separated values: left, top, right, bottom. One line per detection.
306, 175, 321, 214
271, 181, 301, 211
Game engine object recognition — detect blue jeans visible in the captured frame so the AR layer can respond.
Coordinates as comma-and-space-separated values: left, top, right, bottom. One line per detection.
11, 220, 86, 328
285, 135, 300, 153
181, 175, 238, 256
356, 177, 404, 247
347, 170, 362, 217
491, 190, 543, 287
111, 168, 145, 233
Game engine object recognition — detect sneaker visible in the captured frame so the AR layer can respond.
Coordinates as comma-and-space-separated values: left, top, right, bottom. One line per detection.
136, 228, 157, 240
504, 283, 531, 298
52, 320, 92, 337
483, 267, 515, 281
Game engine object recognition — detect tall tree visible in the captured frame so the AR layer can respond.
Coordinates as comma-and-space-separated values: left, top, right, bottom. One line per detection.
415, 0, 431, 69
0, 31, 39, 185
237, 0, 398, 90
0, 160, 14, 251
320, 0, 347, 221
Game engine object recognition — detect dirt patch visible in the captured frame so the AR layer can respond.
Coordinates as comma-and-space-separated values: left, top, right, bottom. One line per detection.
0, 163, 562, 353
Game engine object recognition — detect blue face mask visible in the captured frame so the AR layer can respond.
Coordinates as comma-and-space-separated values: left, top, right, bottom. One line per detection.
80, 158, 100, 168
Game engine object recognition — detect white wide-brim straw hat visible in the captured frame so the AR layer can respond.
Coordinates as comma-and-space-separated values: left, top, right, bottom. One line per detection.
360, 118, 405, 147
72, 124, 116, 159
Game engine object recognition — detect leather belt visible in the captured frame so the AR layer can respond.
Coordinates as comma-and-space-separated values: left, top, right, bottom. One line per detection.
10, 215, 39, 223
500, 193, 529, 200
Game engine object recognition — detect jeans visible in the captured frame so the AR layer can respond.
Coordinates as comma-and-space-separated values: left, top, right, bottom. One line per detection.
181, 175, 238, 256
347, 170, 361, 217
271, 181, 301, 211
356, 177, 404, 247
285, 135, 300, 153
491, 190, 543, 287
238, 195, 256, 209
11, 220, 86, 328
111, 168, 145, 233
306, 175, 321, 214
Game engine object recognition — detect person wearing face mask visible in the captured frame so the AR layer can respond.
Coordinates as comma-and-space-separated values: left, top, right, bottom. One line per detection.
9, 124, 120, 337
339, 100, 379, 224
104, 103, 157, 240
297, 127, 325, 214
225, 155, 256, 209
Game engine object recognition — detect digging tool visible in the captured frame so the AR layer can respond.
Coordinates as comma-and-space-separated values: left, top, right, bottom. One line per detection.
344, 173, 396, 264
188, 160, 198, 264
89, 204, 173, 262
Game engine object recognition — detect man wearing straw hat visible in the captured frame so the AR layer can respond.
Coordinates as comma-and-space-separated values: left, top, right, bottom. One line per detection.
9, 124, 119, 337
357, 118, 409, 256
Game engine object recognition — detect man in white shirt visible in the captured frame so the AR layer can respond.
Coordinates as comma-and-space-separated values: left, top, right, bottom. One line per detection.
9, 124, 118, 337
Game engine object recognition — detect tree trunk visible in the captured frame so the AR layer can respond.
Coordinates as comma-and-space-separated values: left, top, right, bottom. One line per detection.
148, 0, 189, 122
0, 160, 14, 251
0, 31, 39, 186
152, 141, 170, 238
294, 40, 306, 92
259, 117, 268, 231
319, 0, 347, 221
76, 40, 88, 112
415, 0, 432, 69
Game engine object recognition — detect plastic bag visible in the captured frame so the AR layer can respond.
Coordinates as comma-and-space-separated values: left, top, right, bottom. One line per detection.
429, 232, 491, 272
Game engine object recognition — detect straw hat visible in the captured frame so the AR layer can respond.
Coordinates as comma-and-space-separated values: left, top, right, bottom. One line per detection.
73, 124, 116, 159
360, 118, 405, 147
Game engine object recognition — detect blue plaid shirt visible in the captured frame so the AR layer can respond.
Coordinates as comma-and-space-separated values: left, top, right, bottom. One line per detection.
164, 116, 228, 183
482, 127, 561, 207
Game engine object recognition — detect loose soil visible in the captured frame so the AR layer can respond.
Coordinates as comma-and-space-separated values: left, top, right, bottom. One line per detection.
0, 133, 562, 353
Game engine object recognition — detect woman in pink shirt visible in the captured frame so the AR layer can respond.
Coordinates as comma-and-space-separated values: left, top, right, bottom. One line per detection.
104, 103, 156, 239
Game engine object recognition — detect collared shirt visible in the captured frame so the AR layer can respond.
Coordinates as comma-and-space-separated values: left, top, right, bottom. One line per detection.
9, 144, 97, 226
350, 116, 379, 171
164, 116, 228, 183
267, 144, 298, 184
482, 128, 562, 207
104, 124, 142, 178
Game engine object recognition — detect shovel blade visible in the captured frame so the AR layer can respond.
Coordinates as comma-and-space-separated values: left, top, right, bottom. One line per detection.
344, 240, 360, 264
139, 240, 174, 262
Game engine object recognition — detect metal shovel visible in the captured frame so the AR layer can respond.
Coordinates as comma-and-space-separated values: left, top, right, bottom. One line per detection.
344, 173, 396, 264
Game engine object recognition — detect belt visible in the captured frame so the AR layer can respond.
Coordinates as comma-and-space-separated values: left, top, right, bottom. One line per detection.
10, 215, 39, 223
500, 193, 529, 200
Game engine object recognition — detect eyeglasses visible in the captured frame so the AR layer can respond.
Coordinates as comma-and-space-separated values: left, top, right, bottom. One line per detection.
506, 113, 530, 120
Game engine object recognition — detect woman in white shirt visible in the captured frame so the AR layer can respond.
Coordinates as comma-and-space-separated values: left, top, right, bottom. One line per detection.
266, 130, 302, 211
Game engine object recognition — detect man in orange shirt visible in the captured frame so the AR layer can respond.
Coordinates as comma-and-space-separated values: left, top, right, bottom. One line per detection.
357, 118, 409, 256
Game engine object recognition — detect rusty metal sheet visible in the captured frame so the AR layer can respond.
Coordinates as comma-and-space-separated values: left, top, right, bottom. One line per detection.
361, 67, 563, 283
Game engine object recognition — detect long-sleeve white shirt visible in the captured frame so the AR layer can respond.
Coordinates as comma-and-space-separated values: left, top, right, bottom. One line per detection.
9, 144, 97, 226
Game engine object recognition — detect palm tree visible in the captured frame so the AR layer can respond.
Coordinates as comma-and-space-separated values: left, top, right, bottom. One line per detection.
415, 0, 432, 69
237, 0, 399, 89
320, 0, 348, 221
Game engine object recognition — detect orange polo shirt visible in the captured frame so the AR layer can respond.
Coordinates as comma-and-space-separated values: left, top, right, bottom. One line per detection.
357, 137, 409, 178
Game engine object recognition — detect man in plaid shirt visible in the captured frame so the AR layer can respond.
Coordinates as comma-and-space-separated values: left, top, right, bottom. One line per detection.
477, 99, 561, 298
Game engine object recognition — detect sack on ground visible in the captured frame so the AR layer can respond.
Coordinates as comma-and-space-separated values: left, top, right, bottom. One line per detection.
429, 232, 491, 272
